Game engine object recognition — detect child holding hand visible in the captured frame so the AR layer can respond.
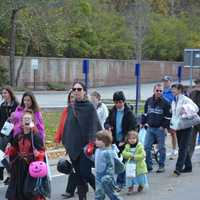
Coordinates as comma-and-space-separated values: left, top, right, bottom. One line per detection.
122, 130, 148, 194
95, 130, 123, 200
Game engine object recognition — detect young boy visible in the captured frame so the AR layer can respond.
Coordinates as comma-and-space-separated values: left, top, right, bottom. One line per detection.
95, 130, 123, 200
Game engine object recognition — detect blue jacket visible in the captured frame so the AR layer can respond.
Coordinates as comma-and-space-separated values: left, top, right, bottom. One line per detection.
163, 88, 174, 103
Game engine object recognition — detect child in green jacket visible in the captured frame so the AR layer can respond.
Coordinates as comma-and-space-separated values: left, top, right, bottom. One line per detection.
122, 130, 148, 194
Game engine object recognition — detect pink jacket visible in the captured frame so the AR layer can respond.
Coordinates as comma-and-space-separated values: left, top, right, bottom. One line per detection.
11, 106, 45, 142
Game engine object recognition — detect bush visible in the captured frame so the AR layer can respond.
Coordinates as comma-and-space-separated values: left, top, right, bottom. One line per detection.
47, 82, 67, 91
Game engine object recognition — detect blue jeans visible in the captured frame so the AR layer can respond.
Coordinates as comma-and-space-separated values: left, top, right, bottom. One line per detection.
95, 174, 122, 200
144, 127, 166, 169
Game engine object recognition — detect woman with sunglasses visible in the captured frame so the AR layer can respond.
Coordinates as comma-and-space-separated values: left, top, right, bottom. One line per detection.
0, 86, 18, 184
62, 81, 102, 200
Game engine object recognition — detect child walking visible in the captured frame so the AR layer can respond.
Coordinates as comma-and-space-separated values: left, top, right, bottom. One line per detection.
122, 130, 148, 194
5, 110, 48, 200
95, 130, 123, 200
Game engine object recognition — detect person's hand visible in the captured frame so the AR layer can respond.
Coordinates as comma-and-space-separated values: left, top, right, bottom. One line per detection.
168, 128, 176, 134
159, 127, 164, 131
118, 142, 125, 147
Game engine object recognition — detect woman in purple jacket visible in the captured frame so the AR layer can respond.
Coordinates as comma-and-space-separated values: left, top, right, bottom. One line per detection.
11, 91, 45, 142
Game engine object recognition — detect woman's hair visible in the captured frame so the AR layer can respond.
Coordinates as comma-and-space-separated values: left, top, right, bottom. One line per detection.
96, 130, 113, 147
1, 85, 18, 102
171, 83, 184, 93
72, 81, 87, 92
67, 89, 74, 104
20, 91, 40, 112
90, 91, 101, 101
126, 130, 138, 143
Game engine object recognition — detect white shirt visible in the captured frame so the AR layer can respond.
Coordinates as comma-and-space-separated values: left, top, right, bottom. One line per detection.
96, 102, 109, 129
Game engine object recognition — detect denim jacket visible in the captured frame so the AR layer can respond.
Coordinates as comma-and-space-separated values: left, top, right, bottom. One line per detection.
95, 147, 115, 179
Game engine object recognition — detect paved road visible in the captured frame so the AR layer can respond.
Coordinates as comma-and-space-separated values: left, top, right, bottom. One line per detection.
0, 148, 200, 200
13, 80, 191, 108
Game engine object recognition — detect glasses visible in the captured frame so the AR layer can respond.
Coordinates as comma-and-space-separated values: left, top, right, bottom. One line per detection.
156, 89, 163, 93
72, 87, 83, 92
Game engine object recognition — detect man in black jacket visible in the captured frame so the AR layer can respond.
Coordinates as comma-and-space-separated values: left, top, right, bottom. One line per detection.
104, 91, 137, 188
142, 83, 171, 173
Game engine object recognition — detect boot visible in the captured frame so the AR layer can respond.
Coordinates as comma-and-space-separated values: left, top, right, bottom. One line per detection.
77, 185, 87, 200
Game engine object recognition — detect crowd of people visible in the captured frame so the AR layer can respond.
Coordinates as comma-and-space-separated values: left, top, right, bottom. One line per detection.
0, 76, 200, 200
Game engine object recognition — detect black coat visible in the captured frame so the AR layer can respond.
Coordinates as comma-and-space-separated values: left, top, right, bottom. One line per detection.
62, 100, 102, 160
104, 103, 137, 144
0, 100, 18, 151
0, 100, 18, 130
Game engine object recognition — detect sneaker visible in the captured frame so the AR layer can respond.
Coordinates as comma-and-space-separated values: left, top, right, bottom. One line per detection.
3, 177, 10, 185
137, 185, 144, 192
173, 170, 180, 177
147, 167, 153, 172
127, 186, 134, 195
61, 192, 74, 199
156, 166, 165, 173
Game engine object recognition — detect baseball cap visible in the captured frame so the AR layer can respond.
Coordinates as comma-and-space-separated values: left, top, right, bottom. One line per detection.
162, 75, 172, 81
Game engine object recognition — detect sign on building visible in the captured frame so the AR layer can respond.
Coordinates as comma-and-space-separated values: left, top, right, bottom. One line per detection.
31, 59, 39, 70
184, 49, 200, 67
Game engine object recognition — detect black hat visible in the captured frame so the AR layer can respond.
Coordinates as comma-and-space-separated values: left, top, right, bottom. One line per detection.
113, 91, 126, 102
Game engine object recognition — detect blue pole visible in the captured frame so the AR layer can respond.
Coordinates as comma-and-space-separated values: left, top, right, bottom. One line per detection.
177, 65, 182, 83
135, 63, 140, 116
189, 51, 193, 86
82, 59, 89, 92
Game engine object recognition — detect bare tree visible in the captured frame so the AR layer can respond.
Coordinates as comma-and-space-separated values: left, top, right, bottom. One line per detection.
124, 0, 151, 113
126, 0, 151, 63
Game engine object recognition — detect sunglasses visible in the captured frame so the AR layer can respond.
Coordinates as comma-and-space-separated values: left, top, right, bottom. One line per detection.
156, 89, 163, 93
72, 87, 83, 92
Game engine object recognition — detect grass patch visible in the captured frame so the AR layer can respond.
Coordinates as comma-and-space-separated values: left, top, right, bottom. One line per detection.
42, 101, 145, 146
42, 111, 61, 145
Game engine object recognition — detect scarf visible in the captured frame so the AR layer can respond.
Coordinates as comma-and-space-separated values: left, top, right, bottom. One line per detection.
62, 100, 102, 160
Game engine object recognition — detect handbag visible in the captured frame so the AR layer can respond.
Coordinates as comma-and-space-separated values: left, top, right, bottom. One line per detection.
126, 160, 136, 178
28, 132, 47, 178
57, 158, 73, 174
170, 113, 200, 130
138, 128, 147, 145
1, 121, 14, 136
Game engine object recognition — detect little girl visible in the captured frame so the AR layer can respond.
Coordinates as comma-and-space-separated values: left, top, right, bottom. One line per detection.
5, 110, 47, 200
122, 130, 148, 194
95, 130, 123, 200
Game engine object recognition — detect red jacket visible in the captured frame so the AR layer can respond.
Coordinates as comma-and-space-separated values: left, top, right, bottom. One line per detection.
54, 107, 68, 144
